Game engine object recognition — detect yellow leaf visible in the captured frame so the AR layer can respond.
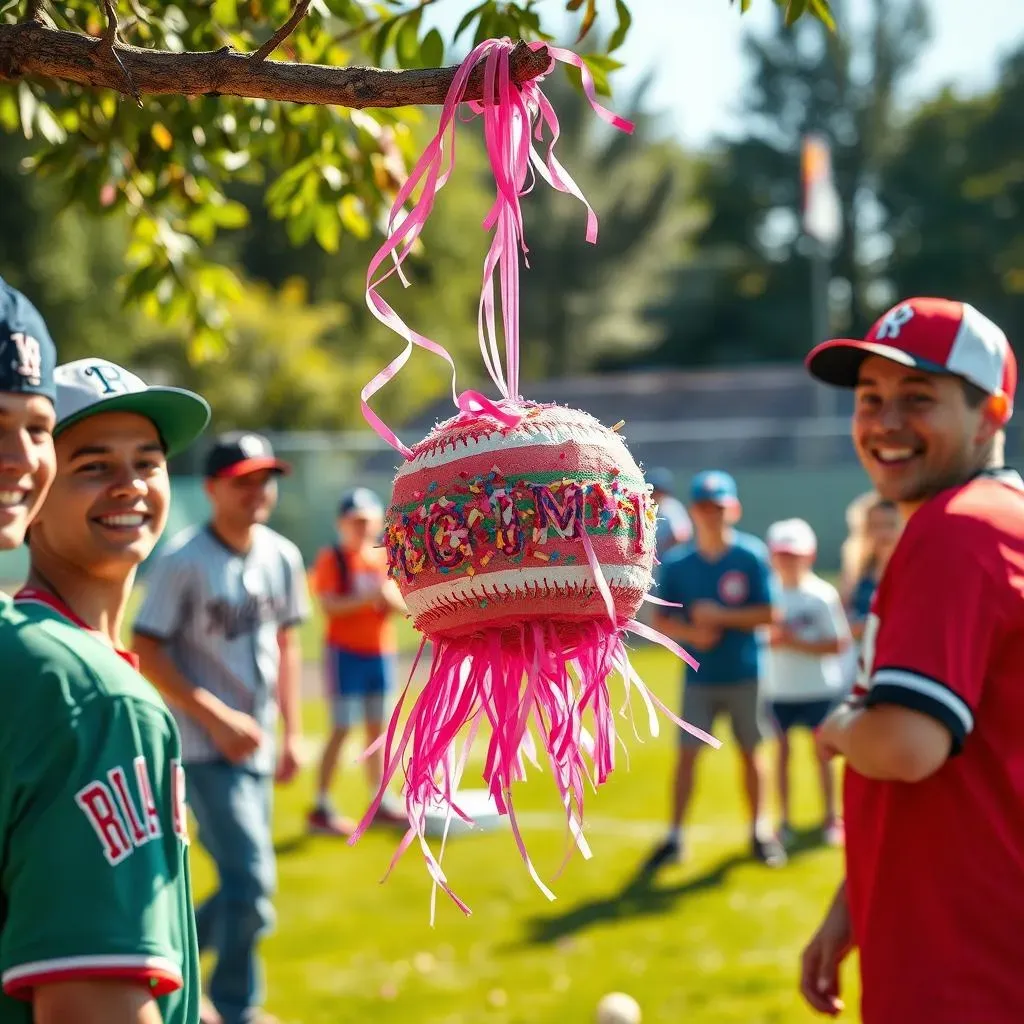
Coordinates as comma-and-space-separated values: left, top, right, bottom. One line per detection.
151, 123, 174, 151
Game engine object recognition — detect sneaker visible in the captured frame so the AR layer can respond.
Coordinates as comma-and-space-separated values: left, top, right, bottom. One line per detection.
307, 807, 356, 837
823, 817, 845, 848
642, 838, 683, 873
751, 833, 787, 867
373, 796, 408, 826
777, 822, 795, 850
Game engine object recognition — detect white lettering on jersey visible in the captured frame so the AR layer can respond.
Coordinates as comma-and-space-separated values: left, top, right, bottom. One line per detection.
76, 754, 184, 863
134, 754, 163, 840
108, 765, 147, 846
171, 758, 189, 843
75, 781, 133, 866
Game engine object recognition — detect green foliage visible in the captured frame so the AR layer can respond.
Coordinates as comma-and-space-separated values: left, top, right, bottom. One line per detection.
1, 0, 834, 356
878, 46, 1024, 344
645, 0, 929, 367
516, 73, 699, 378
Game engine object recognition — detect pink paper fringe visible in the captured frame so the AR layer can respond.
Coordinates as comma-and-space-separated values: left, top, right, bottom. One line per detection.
351, 617, 719, 918
351, 37, 719, 918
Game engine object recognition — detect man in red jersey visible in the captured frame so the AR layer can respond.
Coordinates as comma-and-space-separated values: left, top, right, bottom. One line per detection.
798, 296, 1024, 1024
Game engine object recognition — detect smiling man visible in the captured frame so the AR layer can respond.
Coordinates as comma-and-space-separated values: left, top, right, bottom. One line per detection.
132, 432, 309, 1024
798, 298, 1024, 1024
2, 353, 210, 1024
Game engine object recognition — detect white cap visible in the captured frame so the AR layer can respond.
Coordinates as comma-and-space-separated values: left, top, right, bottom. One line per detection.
53, 358, 210, 457
766, 518, 817, 556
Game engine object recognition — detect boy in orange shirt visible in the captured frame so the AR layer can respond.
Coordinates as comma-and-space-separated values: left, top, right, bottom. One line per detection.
306, 488, 407, 836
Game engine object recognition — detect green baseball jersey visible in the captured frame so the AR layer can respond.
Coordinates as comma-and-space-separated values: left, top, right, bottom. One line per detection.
0, 592, 199, 1023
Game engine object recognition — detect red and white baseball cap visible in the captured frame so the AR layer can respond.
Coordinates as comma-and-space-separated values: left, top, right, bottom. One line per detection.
806, 297, 1017, 414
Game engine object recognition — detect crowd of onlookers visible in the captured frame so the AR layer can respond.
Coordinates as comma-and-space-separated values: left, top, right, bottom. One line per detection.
634, 468, 902, 873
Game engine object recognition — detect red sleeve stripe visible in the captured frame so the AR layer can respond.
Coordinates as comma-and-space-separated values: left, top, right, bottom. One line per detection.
2, 954, 183, 1000
865, 667, 974, 749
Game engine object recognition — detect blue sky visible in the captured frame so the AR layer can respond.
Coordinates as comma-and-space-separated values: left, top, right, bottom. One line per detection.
427, 0, 1024, 148
611, 0, 1024, 145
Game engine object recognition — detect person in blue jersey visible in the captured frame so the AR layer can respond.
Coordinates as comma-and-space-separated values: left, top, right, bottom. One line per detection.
644, 470, 785, 870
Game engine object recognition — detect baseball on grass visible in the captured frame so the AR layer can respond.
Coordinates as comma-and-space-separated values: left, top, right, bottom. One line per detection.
596, 991, 642, 1024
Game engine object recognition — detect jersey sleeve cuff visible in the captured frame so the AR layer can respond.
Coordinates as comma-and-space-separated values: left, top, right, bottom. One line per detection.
2, 954, 183, 1000
864, 667, 974, 753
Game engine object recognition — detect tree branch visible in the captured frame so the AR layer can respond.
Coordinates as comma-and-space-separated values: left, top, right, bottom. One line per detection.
95, 0, 141, 104
251, 0, 312, 64
0, 21, 552, 108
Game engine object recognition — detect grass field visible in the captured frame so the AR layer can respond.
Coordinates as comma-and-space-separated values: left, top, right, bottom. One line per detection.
177, 641, 859, 1024
118, 578, 860, 1022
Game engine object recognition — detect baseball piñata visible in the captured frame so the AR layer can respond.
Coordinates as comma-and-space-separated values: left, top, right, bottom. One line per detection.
351, 37, 719, 916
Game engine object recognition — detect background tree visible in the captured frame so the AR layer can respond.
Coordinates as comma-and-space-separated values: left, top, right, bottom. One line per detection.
879, 43, 1024, 336
0, 0, 833, 353
644, 0, 927, 368
517, 72, 698, 379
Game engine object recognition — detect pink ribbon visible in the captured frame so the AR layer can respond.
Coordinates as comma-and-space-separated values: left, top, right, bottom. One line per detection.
361, 38, 635, 456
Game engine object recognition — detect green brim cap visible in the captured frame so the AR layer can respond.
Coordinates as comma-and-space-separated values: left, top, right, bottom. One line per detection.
53, 358, 210, 457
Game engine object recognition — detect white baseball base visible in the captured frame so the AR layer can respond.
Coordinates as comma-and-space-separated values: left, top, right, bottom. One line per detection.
422, 787, 506, 838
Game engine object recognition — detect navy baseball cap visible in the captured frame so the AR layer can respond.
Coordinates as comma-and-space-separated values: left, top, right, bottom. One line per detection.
54, 358, 210, 457
0, 277, 57, 401
690, 470, 739, 506
205, 431, 291, 479
338, 487, 382, 518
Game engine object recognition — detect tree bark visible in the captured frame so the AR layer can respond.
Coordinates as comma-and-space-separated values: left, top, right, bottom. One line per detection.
0, 21, 551, 108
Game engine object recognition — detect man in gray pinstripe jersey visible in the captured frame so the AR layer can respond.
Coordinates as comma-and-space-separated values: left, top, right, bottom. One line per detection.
133, 431, 309, 1024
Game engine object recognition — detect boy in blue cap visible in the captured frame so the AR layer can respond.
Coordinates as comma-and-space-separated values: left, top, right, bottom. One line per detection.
645, 469, 785, 870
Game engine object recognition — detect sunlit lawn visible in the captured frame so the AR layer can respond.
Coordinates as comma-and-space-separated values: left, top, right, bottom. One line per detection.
179, 641, 857, 1024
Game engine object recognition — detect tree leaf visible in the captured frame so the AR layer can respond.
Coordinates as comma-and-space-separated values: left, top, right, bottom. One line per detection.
575, 0, 597, 44
785, 0, 809, 27
212, 0, 238, 28
395, 8, 423, 69
17, 84, 37, 140
607, 0, 632, 54
339, 193, 370, 239
151, 122, 174, 151
209, 199, 250, 229
420, 27, 444, 69
453, 1, 487, 42
314, 204, 340, 252
809, 0, 836, 30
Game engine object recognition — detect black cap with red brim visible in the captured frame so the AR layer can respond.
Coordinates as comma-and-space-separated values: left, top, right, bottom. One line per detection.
204, 431, 291, 479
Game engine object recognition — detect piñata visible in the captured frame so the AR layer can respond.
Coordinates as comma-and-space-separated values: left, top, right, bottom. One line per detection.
352, 37, 719, 916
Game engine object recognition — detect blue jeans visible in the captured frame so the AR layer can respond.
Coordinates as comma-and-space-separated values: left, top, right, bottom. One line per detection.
186, 762, 276, 1024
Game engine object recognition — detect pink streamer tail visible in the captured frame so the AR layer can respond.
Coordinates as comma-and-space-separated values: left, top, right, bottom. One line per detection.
361, 38, 634, 455
351, 616, 716, 914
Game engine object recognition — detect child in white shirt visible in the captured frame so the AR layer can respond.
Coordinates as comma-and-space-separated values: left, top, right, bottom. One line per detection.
764, 518, 851, 848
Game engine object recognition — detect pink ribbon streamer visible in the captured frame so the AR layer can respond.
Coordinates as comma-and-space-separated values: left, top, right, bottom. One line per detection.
350, 614, 710, 914
361, 38, 634, 455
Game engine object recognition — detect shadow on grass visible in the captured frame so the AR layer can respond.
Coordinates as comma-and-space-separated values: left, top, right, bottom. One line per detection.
512, 823, 829, 948
274, 816, 409, 858
274, 834, 311, 857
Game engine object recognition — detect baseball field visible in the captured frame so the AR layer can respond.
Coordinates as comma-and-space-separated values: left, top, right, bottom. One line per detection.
121, 592, 858, 1024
